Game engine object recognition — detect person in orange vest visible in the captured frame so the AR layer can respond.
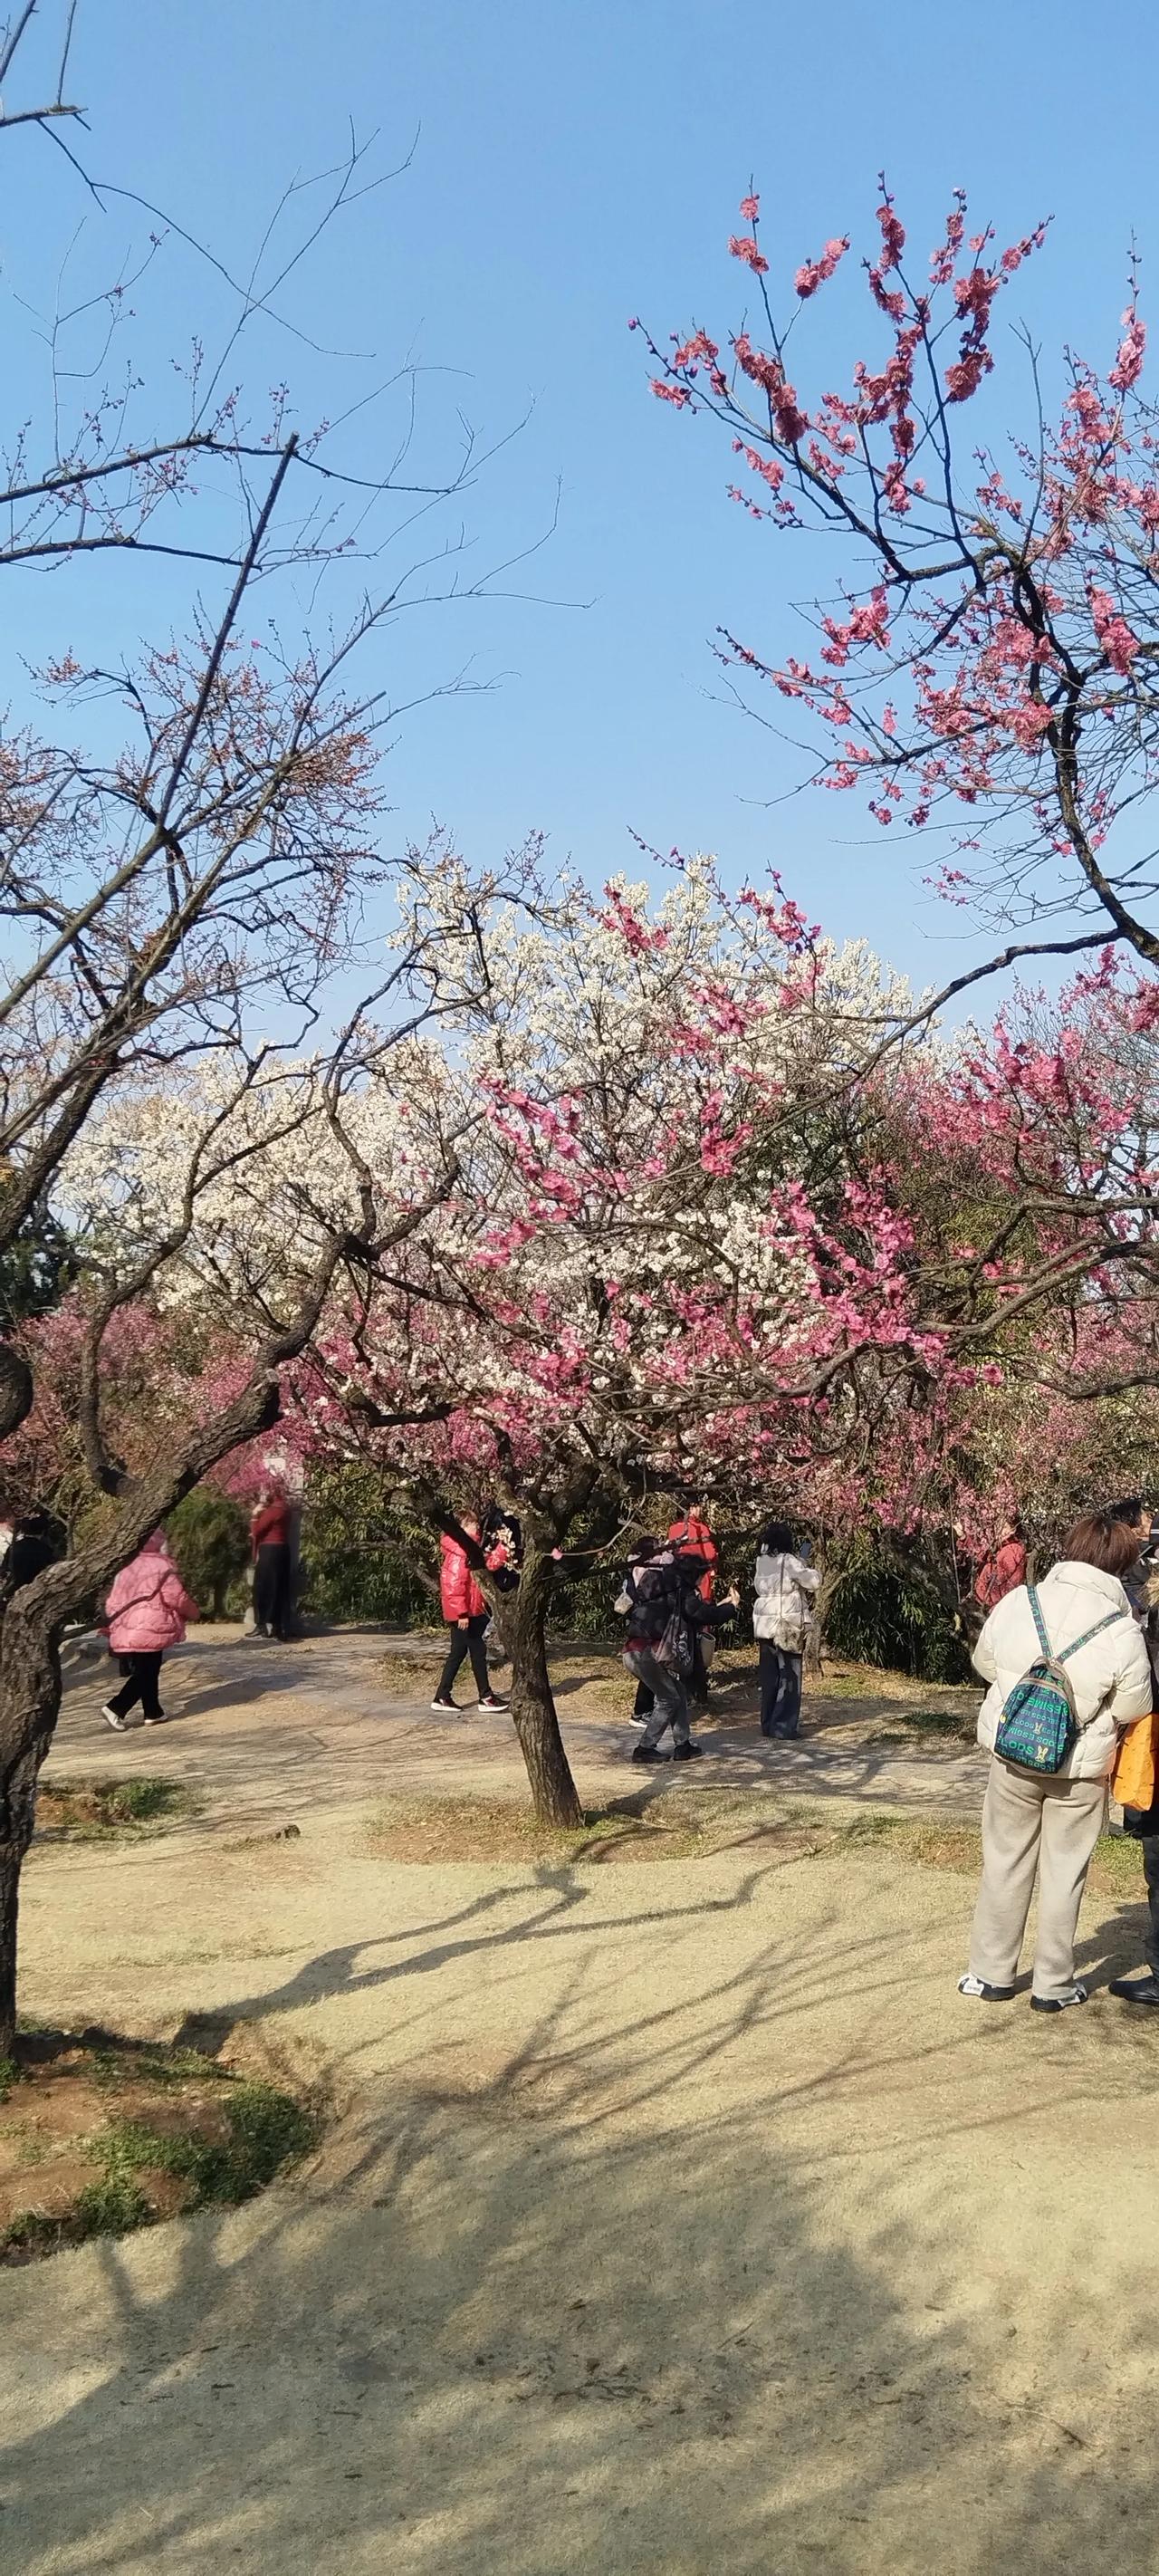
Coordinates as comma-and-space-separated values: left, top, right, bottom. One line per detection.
667, 1502, 719, 1707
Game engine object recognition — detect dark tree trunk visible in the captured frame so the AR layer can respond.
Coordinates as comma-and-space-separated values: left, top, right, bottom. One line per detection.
502, 1557, 582, 1829
0, 1618, 61, 2057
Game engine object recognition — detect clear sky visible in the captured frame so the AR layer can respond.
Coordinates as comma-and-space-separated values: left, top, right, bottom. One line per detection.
3, 0, 1152, 998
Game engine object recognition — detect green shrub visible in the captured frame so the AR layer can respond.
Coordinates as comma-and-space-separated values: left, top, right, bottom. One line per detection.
823, 1535, 969, 1682
301, 1465, 436, 1626
168, 1485, 250, 1619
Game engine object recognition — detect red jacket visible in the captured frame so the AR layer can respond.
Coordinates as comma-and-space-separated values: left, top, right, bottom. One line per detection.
667, 1514, 717, 1605
252, 1500, 290, 1556
439, 1530, 507, 1621
974, 1538, 1027, 1610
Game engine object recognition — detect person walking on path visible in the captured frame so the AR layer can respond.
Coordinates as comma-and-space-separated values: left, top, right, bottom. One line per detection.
250, 1487, 292, 1640
959, 1513, 1152, 2014
431, 1519, 510, 1714
101, 1531, 199, 1731
752, 1523, 819, 1739
624, 1552, 738, 1763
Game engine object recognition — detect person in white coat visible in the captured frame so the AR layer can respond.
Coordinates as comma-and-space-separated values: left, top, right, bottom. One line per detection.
752, 1522, 819, 1739
960, 1513, 1153, 2014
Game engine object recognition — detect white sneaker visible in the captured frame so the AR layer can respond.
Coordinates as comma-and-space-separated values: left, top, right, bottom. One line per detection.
101, 1703, 128, 1732
957, 1973, 1015, 2002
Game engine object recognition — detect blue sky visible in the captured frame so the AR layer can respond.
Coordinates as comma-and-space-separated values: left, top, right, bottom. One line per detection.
3, 0, 1152, 997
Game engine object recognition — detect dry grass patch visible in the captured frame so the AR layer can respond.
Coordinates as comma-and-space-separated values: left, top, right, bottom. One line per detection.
369, 1788, 838, 1869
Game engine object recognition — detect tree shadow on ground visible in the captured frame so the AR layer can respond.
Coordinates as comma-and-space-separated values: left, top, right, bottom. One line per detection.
7, 1850, 1159, 2571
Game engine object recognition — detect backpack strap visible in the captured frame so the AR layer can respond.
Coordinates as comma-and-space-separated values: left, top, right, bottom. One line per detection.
1057, 1610, 1127, 1665
1027, 1585, 1052, 1660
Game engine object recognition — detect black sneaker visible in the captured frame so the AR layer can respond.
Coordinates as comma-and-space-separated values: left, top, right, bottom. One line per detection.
957, 1975, 1015, 2003
477, 1694, 509, 1713
631, 1744, 666, 1763
430, 1696, 458, 1714
1030, 1984, 1088, 2014
671, 1741, 704, 1762
1110, 1975, 1159, 2007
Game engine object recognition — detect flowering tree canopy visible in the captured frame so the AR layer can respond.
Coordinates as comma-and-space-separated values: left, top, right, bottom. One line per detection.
637, 183, 1159, 988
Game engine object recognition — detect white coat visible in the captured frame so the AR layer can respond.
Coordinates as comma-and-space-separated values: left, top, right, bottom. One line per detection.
752, 1550, 819, 1649
972, 1561, 1153, 1781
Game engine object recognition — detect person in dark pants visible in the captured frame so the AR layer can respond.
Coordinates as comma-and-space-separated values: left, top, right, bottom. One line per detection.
624, 1554, 739, 1762
431, 1518, 510, 1714
104, 1649, 165, 1725
101, 1531, 199, 1732
752, 1521, 819, 1739
616, 1537, 660, 1723
250, 1488, 292, 1639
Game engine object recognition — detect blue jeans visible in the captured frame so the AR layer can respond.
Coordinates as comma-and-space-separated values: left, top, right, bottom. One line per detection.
760, 1642, 801, 1738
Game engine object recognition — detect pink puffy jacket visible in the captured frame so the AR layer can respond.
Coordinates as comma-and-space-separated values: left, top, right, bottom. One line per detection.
105, 1534, 199, 1654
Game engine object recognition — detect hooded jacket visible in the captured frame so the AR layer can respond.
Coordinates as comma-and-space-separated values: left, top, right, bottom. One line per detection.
439, 1530, 507, 1622
105, 1533, 199, 1655
752, 1550, 819, 1648
972, 1561, 1153, 1781
667, 1514, 717, 1604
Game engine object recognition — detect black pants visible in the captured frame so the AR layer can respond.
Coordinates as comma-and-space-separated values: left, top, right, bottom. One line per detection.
760, 1642, 802, 1738
436, 1615, 491, 1702
108, 1651, 164, 1721
254, 1542, 291, 1639
1143, 1834, 1159, 1975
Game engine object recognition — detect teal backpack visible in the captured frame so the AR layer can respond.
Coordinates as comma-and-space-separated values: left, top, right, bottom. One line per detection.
993, 1586, 1126, 1775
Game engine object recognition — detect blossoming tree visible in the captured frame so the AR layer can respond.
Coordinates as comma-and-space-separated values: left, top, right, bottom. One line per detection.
637, 181, 1159, 992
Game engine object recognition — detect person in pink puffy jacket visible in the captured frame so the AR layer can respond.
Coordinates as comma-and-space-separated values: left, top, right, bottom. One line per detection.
101, 1529, 199, 1731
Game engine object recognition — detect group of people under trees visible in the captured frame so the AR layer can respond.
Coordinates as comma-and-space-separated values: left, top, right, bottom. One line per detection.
617, 1511, 819, 1761
21, 1474, 1159, 2037
96, 1486, 297, 1729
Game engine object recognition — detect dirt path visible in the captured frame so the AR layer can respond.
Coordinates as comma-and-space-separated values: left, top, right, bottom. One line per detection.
5, 1805, 1159, 2574
46, 1626, 989, 1831
7, 1632, 1157, 2571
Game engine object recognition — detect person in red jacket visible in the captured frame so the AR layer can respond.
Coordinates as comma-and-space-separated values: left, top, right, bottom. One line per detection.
973, 1520, 1027, 1613
251, 1487, 292, 1640
668, 1503, 719, 1706
431, 1518, 511, 1713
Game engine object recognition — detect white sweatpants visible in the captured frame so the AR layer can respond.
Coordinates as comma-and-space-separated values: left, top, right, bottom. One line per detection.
968, 1759, 1107, 2001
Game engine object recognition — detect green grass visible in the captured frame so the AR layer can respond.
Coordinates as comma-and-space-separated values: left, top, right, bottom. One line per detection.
1, 2059, 316, 2264
95, 2081, 314, 2206
0, 2056, 19, 2103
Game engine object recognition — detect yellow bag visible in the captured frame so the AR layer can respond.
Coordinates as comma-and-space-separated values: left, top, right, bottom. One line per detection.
1112, 1712, 1158, 1811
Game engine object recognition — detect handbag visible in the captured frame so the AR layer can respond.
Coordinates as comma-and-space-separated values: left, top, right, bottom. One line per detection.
1112, 1712, 1159, 1812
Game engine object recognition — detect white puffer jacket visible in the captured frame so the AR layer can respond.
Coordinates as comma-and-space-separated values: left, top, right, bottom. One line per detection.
752, 1550, 819, 1648
973, 1562, 1153, 1781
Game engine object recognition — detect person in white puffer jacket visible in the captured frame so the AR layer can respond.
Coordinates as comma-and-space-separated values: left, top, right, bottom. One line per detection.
752, 1522, 819, 1739
961, 1513, 1153, 2016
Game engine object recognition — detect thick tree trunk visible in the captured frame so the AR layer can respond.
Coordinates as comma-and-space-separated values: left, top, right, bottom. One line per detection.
503, 1562, 583, 1829
0, 1629, 60, 2057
